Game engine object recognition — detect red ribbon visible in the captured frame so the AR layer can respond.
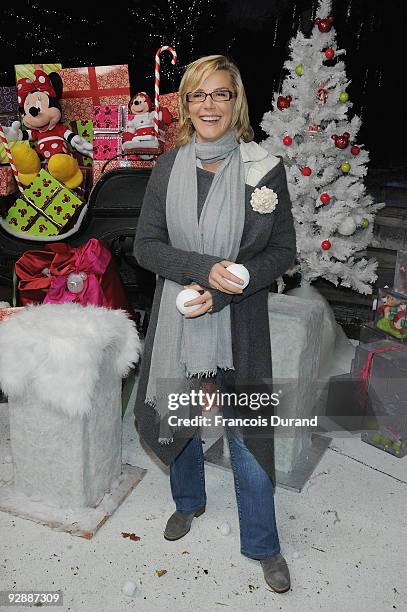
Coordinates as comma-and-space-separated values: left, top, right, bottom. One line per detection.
15, 239, 111, 307
61, 67, 129, 105
357, 343, 404, 410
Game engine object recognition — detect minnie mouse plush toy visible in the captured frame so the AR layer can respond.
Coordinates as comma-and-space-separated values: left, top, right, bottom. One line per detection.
2, 70, 92, 188
122, 91, 172, 152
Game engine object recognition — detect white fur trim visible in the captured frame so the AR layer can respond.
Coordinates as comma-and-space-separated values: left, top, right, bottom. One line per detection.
0, 303, 141, 418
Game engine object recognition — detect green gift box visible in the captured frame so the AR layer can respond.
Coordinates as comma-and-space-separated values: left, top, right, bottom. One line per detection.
63, 119, 93, 167
14, 63, 62, 82
5, 169, 84, 237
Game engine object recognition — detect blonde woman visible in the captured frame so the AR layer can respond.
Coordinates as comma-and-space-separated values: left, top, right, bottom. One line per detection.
133, 55, 296, 593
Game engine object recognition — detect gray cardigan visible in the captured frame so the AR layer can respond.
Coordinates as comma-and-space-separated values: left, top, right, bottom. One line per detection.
132, 144, 297, 486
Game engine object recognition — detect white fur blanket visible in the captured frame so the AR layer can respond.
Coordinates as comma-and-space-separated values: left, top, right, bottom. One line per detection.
0, 303, 141, 418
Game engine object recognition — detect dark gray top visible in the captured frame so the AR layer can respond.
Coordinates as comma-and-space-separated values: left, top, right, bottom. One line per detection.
132, 146, 297, 486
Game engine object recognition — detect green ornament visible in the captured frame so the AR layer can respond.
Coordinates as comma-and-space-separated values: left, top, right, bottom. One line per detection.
341, 162, 351, 173
361, 218, 369, 229
339, 91, 349, 103
295, 64, 303, 76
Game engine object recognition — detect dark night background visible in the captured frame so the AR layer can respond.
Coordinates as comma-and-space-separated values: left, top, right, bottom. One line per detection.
0, 0, 401, 168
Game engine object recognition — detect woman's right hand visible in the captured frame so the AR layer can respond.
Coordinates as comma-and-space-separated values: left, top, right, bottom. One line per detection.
208, 260, 244, 294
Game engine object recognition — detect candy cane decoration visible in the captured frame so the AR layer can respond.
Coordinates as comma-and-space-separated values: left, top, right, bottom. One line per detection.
154, 46, 177, 140
0, 125, 24, 194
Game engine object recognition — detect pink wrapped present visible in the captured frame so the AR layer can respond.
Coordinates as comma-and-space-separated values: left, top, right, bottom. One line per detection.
60, 65, 130, 121
93, 104, 124, 161
0, 166, 17, 196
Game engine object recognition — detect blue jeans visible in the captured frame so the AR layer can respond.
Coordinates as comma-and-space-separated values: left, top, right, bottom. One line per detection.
169, 370, 281, 560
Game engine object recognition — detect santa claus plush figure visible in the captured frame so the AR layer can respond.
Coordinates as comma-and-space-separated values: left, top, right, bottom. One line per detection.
122, 92, 172, 152
2, 70, 92, 188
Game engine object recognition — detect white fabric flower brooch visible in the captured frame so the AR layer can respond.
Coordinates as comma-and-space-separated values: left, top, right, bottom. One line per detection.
250, 186, 278, 214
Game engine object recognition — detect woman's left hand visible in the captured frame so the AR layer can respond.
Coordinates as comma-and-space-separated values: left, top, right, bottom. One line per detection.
183, 283, 213, 318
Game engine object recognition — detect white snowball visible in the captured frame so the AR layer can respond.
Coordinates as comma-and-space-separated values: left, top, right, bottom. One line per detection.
225, 264, 250, 289
293, 551, 299, 559
4, 454, 12, 464
176, 289, 201, 315
122, 581, 137, 597
219, 521, 231, 536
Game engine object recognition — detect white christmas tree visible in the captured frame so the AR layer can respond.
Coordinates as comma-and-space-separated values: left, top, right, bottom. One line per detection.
261, 0, 384, 295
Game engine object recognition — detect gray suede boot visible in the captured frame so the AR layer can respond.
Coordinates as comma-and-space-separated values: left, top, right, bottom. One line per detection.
164, 506, 206, 541
260, 553, 291, 593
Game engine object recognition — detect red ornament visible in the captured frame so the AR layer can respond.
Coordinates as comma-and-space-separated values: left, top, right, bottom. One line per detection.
351, 145, 361, 155
283, 135, 293, 146
301, 166, 312, 176
321, 240, 332, 250
277, 95, 292, 111
320, 193, 331, 205
324, 48, 335, 59
315, 15, 334, 32
331, 132, 350, 149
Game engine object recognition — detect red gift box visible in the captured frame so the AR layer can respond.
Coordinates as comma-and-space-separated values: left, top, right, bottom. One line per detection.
0, 166, 17, 196
60, 65, 130, 121
92, 158, 154, 183
159, 92, 179, 152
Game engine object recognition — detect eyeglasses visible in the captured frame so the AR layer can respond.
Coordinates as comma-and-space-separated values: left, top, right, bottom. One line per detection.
186, 89, 236, 103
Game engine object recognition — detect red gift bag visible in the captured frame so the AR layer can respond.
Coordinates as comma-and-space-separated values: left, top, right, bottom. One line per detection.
15, 239, 134, 320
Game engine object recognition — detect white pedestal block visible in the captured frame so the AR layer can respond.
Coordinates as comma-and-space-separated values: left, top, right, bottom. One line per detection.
8, 351, 122, 509
268, 294, 324, 473
0, 303, 141, 510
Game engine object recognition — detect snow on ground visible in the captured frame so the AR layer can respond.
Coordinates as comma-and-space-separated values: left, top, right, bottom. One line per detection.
1, 380, 406, 612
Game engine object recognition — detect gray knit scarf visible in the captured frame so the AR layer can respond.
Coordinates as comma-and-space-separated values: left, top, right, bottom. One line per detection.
145, 129, 245, 442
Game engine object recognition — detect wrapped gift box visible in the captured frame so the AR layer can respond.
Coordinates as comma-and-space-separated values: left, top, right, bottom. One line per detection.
5, 169, 84, 237
360, 344, 407, 457
14, 63, 62, 82
93, 104, 124, 161
0, 166, 17, 195
92, 157, 154, 183
268, 293, 324, 474
374, 287, 407, 341
366, 346, 407, 425
326, 372, 376, 431
0, 86, 19, 127
60, 65, 130, 121
351, 339, 402, 377
160, 92, 179, 152
64, 119, 93, 167
74, 166, 93, 203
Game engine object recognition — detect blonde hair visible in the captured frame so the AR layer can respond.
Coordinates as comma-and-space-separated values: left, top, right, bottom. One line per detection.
176, 55, 254, 146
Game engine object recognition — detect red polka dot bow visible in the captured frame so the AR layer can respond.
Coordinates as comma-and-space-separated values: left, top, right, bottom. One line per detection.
17, 70, 57, 107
